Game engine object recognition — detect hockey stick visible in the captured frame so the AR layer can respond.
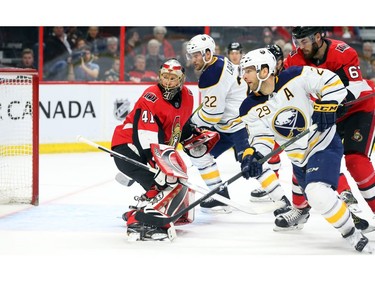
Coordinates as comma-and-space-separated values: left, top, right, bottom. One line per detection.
77, 135, 276, 215
135, 124, 318, 226
114, 171, 282, 215
343, 92, 375, 107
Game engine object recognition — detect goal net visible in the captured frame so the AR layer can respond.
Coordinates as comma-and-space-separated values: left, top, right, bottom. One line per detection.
0, 68, 39, 205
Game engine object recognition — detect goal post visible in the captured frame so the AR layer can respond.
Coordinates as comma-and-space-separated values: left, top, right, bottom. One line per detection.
0, 68, 39, 205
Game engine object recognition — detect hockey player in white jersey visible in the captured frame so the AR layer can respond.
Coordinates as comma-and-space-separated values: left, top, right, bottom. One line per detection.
239, 48, 373, 253
184, 34, 291, 213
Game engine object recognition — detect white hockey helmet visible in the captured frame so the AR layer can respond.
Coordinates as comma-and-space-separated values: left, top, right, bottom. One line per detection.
240, 48, 277, 75
158, 58, 185, 100
186, 34, 215, 57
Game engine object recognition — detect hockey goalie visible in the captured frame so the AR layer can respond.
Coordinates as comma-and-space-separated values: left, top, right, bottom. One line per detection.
110, 58, 219, 241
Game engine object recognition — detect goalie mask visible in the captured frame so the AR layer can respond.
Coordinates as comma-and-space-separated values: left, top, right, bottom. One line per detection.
158, 59, 186, 100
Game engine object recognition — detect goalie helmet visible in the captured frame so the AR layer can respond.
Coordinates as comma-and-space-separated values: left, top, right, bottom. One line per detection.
186, 34, 215, 58
240, 48, 276, 75
158, 59, 185, 100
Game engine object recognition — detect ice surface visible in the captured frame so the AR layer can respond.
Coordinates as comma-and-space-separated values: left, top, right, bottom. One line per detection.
0, 150, 374, 280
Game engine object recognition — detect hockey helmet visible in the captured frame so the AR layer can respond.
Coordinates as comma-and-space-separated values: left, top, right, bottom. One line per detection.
265, 44, 283, 62
158, 58, 185, 100
240, 48, 276, 75
227, 42, 243, 54
292, 26, 322, 39
186, 34, 215, 57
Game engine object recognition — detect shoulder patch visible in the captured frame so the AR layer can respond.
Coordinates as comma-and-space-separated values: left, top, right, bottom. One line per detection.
335, 43, 350, 53
290, 49, 298, 57
143, 92, 158, 102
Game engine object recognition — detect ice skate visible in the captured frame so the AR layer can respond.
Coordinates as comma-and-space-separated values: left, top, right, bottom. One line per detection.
352, 213, 375, 234
273, 195, 292, 217
274, 206, 311, 232
342, 227, 373, 253
200, 186, 232, 214
127, 223, 170, 241
340, 190, 362, 213
250, 188, 272, 202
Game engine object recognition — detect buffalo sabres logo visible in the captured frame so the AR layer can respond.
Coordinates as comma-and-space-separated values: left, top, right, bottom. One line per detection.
114, 99, 131, 121
273, 107, 307, 138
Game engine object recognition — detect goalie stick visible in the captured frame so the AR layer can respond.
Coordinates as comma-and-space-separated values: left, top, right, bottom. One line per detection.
77, 135, 278, 215
134, 124, 319, 227
115, 172, 284, 215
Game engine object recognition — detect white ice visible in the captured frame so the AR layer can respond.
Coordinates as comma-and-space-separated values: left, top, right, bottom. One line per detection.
1, 149, 374, 280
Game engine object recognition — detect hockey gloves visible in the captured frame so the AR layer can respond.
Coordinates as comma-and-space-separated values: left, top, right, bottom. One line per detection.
154, 167, 179, 188
241, 148, 263, 179
182, 127, 220, 158
312, 100, 338, 132
150, 143, 188, 189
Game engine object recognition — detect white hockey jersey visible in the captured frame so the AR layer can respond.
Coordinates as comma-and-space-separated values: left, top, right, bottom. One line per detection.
239, 65, 347, 167
191, 55, 248, 133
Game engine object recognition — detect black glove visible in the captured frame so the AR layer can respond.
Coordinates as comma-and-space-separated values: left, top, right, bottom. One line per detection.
336, 103, 347, 119
312, 100, 338, 132
241, 148, 263, 179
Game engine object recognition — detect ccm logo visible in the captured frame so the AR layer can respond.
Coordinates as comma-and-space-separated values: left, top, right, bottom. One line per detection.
306, 167, 319, 173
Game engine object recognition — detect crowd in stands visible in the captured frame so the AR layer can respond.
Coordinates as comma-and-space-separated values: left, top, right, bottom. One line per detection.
1, 26, 375, 83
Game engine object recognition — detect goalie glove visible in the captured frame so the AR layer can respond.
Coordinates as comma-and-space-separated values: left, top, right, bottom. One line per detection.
312, 100, 338, 132
241, 148, 263, 179
181, 127, 220, 158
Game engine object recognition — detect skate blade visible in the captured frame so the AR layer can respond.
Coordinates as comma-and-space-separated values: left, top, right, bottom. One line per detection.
167, 225, 177, 242
273, 224, 304, 232
200, 206, 232, 214
127, 232, 141, 242
362, 225, 375, 234
249, 196, 273, 203
348, 204, 362, 213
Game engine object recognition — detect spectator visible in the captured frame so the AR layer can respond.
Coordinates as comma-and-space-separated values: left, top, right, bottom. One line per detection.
177, 41, 199, 82
145, 38, 164, 74
262, 28, 274, 45
152, 26, 175, 59
274, 38, 286, 50
44, 26, 73, 81
282, 42, 293, 59
67, 46, 99, 81
17, 48, 36, 69
96, 36, 120, 81
215, 44, 222, 55
128, 54, 158, 82
66, 27, 84, 48
104, 58, 120, 82
85, 26, 106, 57
125, 29, 143, 73
369, 58, 375, 84
359, 42, 374, 79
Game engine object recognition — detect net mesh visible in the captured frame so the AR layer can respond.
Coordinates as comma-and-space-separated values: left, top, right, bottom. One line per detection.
0, 73, 34, 204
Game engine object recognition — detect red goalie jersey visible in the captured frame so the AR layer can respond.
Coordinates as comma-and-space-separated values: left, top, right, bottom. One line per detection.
285, 38, 375, 119
112, 84, 194, 152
